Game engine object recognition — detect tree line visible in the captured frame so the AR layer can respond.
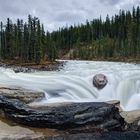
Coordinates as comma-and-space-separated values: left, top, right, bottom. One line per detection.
51, 6, 140, 60
0, 15, 57, 63
0, 7, 140, 63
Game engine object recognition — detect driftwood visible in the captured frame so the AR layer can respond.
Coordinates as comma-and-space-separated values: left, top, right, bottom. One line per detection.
0, 95, 124, 130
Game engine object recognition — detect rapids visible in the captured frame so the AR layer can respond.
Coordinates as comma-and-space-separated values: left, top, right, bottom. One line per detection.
0, 60, 140, 111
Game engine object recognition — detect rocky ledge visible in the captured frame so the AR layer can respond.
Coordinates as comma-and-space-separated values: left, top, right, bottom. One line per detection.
0, 86, 45, 103
0, 95, 124, 130
1, 86, 140, 139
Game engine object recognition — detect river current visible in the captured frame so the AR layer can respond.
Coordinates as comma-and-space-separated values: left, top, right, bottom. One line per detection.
0, 60, 140, 111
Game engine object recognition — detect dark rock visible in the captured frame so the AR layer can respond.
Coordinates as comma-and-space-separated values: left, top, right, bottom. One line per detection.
0, 95, 125, 130
43, 131, 140, 140
13, 67, 34, 73
0, 86, 45, 104
93, 74, 108, 89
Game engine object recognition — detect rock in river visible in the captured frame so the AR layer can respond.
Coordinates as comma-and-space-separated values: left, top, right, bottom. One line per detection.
93, 74, 108, 89
0, 95, 125, 131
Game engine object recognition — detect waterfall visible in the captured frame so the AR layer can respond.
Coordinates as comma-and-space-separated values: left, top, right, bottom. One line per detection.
0, 60, 140, 111
117, 75, 140, 111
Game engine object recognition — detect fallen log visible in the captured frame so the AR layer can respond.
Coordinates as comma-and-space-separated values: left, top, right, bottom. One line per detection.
0, 95, 124, 130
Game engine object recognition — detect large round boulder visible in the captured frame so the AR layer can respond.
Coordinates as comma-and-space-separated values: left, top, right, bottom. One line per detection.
93, 74, 108, 89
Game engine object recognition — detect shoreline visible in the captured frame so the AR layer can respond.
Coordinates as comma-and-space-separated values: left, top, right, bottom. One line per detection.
0, 58, 139, 73
61, 58, 140, 64
0, 60, 65, 73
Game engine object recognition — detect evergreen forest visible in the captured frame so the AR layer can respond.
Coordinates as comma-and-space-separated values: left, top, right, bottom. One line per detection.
0, 6, 140, 63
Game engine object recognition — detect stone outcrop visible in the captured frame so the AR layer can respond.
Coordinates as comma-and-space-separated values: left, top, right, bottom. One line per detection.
0, 120, 44, 140
121, 110, 140, 124
93, 74, 108, 89
0, 95, 125, 130
43, 131, 140, 140
120, 110, 140, 131
0, 86, 45, 103
1, 94, 140, 140
1, 117, 140, 140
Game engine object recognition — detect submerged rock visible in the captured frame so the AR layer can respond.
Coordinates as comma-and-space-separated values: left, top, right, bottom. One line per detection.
0, 95, 124, 130
0, 86, 45, 103
93, 74, 108, 89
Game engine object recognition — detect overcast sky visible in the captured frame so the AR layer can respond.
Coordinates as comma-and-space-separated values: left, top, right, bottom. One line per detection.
0, 0, 140, 31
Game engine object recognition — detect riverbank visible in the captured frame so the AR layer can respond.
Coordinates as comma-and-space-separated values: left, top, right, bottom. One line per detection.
62, 57, 140, 64
0, 58, 139, 73
0, 60, 65, 73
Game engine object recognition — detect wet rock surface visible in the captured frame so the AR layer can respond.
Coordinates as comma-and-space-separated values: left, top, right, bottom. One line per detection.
42, 131, 140, 140
0, 86, 45, 103
0, 95, 124, 130
1, 96, 140, 139
0, 87, 140, 139
93, 74, 108, 89
1, 119, 140, 140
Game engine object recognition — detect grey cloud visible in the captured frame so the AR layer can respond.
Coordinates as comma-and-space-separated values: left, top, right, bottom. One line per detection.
0, 0, 139, 31
54, 11, 85, 22
99, 0, 121, 5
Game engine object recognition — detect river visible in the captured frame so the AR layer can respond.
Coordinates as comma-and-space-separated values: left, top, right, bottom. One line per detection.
0, 60, 140, 111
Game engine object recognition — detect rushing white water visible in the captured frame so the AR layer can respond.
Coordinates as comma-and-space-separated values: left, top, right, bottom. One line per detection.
0, 60, 140, 111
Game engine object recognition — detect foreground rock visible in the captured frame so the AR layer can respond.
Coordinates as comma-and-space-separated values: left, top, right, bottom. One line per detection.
120, 110, 140, 131
0, 120, 44, 140
0, 118, 140, 140
43, 131, 140, 140
1, 96, 140, 140
121, 110, 140, 124
0, 95, 124, 130
0, 86, 45, 103
1, 118, 140, 140
93, 74, 108, 89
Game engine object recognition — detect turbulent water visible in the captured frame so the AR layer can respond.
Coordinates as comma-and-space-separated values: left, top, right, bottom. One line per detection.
0, 60, 140, 111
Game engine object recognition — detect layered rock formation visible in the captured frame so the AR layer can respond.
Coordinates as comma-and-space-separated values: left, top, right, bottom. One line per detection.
0, 95, 124, 130
0, 86, 45, 103
0, 85, 140, 139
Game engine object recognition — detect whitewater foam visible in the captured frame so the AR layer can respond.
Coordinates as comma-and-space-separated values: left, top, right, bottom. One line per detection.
0, 60, 140, 111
